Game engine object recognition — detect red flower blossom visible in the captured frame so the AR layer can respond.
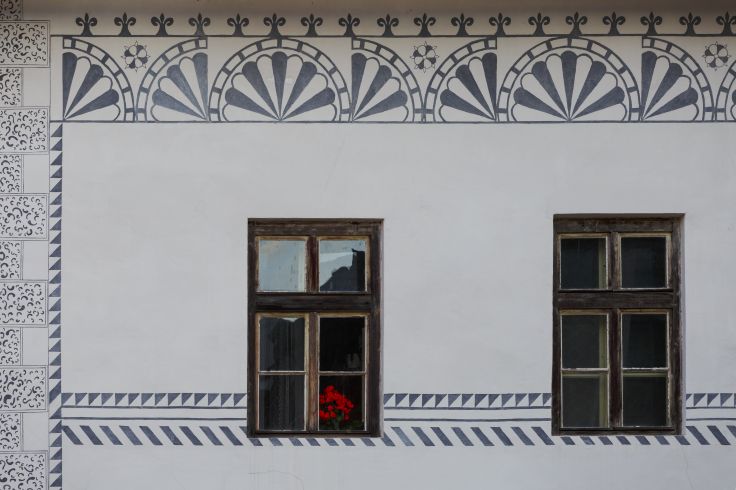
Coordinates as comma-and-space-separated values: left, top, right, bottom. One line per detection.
319, 385, 357, 429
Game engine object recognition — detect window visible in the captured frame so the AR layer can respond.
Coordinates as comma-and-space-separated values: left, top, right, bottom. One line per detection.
552, 216, 682, 435
248, 219, 382, 436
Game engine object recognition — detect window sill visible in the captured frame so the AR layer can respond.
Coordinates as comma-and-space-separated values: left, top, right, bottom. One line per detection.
248, 430, 380, 438
553, 426, 681, 437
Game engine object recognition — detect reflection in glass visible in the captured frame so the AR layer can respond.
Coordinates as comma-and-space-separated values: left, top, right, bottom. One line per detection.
621, 236, 667, 288
562, 375, 608, 428
258, 375, 305, 430
623, 375, 668, 426
319, 240, 367, 292
258, 239, 306, 291
560, 238, 606, 289
318, 375, 364, 431
259, 316, 305, 371
562, 315, 607, 369
622, 314, 667, 368
320, 317, 364, 371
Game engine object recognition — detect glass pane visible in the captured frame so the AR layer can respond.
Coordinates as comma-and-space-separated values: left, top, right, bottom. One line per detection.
319, 376, 364, 431
319, 317, 364, 372
319, 239, 367, 292
562, 375, 608, 428
622, 314, 667, 368
259, 316, 305, 371
623, 375, 668, 427
560, 238, 606, 289
562, 315, 607, 369
258, 239, 306, 292
621, 236, 667, 288
258, 375, 305, 431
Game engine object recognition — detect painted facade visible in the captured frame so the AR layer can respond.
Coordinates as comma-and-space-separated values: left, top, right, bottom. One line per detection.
1, 0, 735, 488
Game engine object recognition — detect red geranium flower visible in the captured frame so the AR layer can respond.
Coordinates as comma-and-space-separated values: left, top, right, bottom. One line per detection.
319, 385, 357, 430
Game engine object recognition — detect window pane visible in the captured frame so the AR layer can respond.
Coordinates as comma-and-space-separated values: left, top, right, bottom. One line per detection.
562, 315, 607, 369
258, 375, 305, 431
258, 239, 306, 292
560, 238, 606, 289
623, 375, 668, 427
319, 317, 364, 372
621, 236, 667, 288
562, 375, 608, 428
319, 376, 364, 431
319, 240, 367, 292
259, 316, 305, 371
622, 314, 667, 368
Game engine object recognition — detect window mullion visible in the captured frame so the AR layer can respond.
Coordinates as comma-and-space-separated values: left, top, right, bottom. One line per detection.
611, 232, 620, 290
610, 308, 622, 428
307, 236, 318, 292
606, 232, 614, 289
307, 312, 318, 431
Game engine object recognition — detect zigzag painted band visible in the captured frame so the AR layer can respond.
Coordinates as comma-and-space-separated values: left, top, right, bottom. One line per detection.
60, 422, 736, 447
60, 392, 246, 408
47, 124, 63, 490
59, 392, 736, 409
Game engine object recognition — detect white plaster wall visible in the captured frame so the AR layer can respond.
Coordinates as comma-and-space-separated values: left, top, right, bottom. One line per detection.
63, 124, 736, 395
64, 445, 735, 490
58, 123, 736, 490
57, 120, 736, 489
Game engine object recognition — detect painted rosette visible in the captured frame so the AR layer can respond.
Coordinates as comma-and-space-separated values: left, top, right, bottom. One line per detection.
62, 52, 121, 120
150, 53, 209, 121
640, 52, 698, 121
223, 52, 337, 122
438, 52, 497, 122
511, 51, 626, 122
350, 53, 409, 122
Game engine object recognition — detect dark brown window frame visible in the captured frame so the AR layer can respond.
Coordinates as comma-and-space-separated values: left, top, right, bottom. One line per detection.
552, 215, 683, 436
247, 219, 382, 437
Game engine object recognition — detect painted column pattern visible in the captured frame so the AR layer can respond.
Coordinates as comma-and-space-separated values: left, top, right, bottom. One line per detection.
0, 0, 51, 488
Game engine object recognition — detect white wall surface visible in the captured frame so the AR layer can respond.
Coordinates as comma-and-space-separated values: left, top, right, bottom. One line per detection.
64, 445, 735, 490
63, 123, 736, 395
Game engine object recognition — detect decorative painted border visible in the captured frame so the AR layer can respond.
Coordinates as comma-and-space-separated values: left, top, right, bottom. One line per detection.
57, 391, 736, 447
61, 392, 246, 408
59, 12, 736, 38
51, 37, 734, 124
0, 3, 51, 489
48, 123, 63, 490
52, 11, 736, 124
58, 422, 736, 447
59, 391, 736, 409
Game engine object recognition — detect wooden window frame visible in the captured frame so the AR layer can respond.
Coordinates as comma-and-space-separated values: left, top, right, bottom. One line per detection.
248, 219, 382, 437
552, 216, 682, 436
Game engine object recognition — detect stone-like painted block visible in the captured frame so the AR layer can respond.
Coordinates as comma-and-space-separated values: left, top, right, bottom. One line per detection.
0, 453, 46, 490
0, 195, 47, 238
0, 109, 48, 152
0, 154, 22, 192
0, 327, 20, 364
0, 241, 20, 279
0, 367, 46, 410
0, 0, 22, 20
0, 412, 21, 449
0, 22, 48, 66
0, 68, 21, 106
0, 281, 46, 325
